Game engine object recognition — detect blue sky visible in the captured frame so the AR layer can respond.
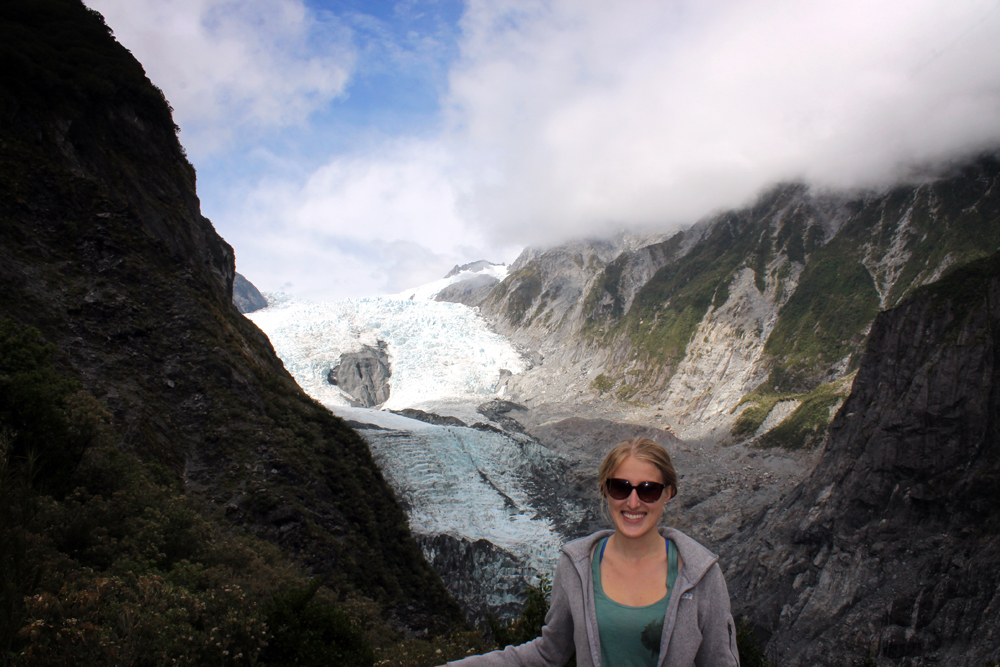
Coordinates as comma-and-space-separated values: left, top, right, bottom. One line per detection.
86, 0, 1000, 301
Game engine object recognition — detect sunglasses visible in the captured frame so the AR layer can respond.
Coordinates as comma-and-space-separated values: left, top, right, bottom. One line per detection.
605, 478, 666, 503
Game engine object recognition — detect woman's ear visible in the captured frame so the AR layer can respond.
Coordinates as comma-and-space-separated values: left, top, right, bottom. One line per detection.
666, 486, 677, 502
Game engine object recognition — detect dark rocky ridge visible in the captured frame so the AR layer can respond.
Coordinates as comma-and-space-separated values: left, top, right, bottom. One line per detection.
434, 260, 505, 307
0, 0, 459, 627
726, 251, 1000, 665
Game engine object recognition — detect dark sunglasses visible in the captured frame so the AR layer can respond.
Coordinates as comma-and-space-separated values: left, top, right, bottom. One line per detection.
606, 478, 666, 503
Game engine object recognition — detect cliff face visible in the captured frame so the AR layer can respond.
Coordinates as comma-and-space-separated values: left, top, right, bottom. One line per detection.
233, 272, 268, 313
726, 252, 1000, 665
483, 160, 1000, 443
0, 0, 458, 626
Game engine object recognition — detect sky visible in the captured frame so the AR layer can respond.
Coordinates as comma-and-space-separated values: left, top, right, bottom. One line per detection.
84, 0, 1000, 301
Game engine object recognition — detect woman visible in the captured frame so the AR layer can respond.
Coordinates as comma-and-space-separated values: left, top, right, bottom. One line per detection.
444, 437, 740, 667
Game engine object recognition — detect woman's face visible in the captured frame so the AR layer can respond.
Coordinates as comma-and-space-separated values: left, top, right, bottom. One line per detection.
607, 455, 673, 540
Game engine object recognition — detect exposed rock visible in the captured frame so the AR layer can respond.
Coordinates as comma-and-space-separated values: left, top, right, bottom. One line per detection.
726, 251, 1000, 666
445, 259, 502, 278
435, 273, 500, 307
232, 271, 268, 313
482, 162, 1000, 445
477, 399, 529, 433
417, 534, 534, 624
329, 341, 391, 407
528, 416, 682, 466
391, 408, 467, 427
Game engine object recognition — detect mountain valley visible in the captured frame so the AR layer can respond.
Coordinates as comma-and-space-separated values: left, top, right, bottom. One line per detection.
2, 2, 999, 665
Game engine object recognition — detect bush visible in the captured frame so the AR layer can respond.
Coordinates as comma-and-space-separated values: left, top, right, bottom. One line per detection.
260, 579, 374, 667
0, 320, 108, 497
736, 618, 774, 667
487, 574, 552, 650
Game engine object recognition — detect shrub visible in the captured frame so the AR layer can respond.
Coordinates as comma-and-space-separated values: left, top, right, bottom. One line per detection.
488, 574, 552, 650
736, 618, 774, 667
260, 579, 374, 667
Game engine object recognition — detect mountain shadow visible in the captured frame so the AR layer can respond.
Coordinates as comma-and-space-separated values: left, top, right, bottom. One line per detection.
0, 0, 460, 631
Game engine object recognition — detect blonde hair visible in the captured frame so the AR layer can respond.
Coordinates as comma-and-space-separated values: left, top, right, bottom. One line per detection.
597, 437, 678, 500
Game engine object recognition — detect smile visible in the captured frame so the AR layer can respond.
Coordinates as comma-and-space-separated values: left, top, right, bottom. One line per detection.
622, 511, 647, 520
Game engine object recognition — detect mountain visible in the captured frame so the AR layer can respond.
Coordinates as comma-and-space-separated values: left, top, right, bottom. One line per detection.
232, 272, 268, 314
482, 161, 1000, 444
727, 250, 1000, 665
434, 260, 507, 307
0, 0, 459, 632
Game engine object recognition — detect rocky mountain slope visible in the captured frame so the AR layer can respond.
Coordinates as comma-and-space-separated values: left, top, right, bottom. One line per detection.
482, 161, 1000, 444
727, 250, 1000, 666
0, 0, 458, 630
233, 272, 268, 313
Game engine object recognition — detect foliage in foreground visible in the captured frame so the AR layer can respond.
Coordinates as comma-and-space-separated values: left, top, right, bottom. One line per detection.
0, 320, 487, 667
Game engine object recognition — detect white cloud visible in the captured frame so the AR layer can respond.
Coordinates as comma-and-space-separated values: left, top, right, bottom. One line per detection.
225, 139, 522, 300
87, 0, 1000, 300
447, 0, 1000, 246
86, 0, 354, 153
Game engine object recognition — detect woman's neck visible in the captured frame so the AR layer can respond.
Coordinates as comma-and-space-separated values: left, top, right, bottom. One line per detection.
609, 528, 664, 563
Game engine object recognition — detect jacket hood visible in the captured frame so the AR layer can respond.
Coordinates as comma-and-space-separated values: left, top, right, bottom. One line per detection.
562, 527, 719, 587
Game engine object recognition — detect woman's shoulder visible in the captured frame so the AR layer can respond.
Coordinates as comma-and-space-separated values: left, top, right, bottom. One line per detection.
561, 529, 614, 562
660, 527, 720, 582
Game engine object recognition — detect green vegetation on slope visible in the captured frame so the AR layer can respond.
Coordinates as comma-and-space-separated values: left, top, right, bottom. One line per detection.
762, 235, 879, 392
485, 266, 544, 326
731, 378, 854, 450
764, 159, 1000, 393
584, 185, 823, 398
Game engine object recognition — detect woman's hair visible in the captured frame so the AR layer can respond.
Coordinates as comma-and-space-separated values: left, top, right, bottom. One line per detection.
597, 437, 678, 500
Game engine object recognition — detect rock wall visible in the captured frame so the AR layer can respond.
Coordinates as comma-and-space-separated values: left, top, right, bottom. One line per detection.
233, 272, 268, 313
726, 251, 1000, 666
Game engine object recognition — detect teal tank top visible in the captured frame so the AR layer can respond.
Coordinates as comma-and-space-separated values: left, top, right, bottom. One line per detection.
592, 536, 679, 667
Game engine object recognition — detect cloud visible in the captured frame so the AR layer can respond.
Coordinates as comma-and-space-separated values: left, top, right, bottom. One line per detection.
87, 0, 1000, 300
223, 139, 522, 300
85, 0, 354, 153
447, 0, 1000, 246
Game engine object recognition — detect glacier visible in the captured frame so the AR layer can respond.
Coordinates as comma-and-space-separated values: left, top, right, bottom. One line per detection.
247, 268, 590, 619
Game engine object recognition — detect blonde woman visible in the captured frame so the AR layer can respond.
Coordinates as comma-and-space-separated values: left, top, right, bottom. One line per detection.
444, 437, 740, 667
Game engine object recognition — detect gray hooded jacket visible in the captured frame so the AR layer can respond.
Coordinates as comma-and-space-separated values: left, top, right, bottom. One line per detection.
446, 527, 740, 667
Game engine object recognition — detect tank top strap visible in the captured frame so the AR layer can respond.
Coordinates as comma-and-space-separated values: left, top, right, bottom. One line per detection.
666, 537, 678, 595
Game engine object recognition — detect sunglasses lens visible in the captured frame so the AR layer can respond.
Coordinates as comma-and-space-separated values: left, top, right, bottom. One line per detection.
607, 479, 665, 502
606, 479, 633, 500
636, 482, 664, 503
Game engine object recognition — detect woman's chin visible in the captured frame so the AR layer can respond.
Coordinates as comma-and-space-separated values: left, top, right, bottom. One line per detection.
613, 512, 656, 538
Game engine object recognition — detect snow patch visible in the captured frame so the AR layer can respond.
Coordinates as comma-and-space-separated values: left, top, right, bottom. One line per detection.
388, 264, 508, 302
